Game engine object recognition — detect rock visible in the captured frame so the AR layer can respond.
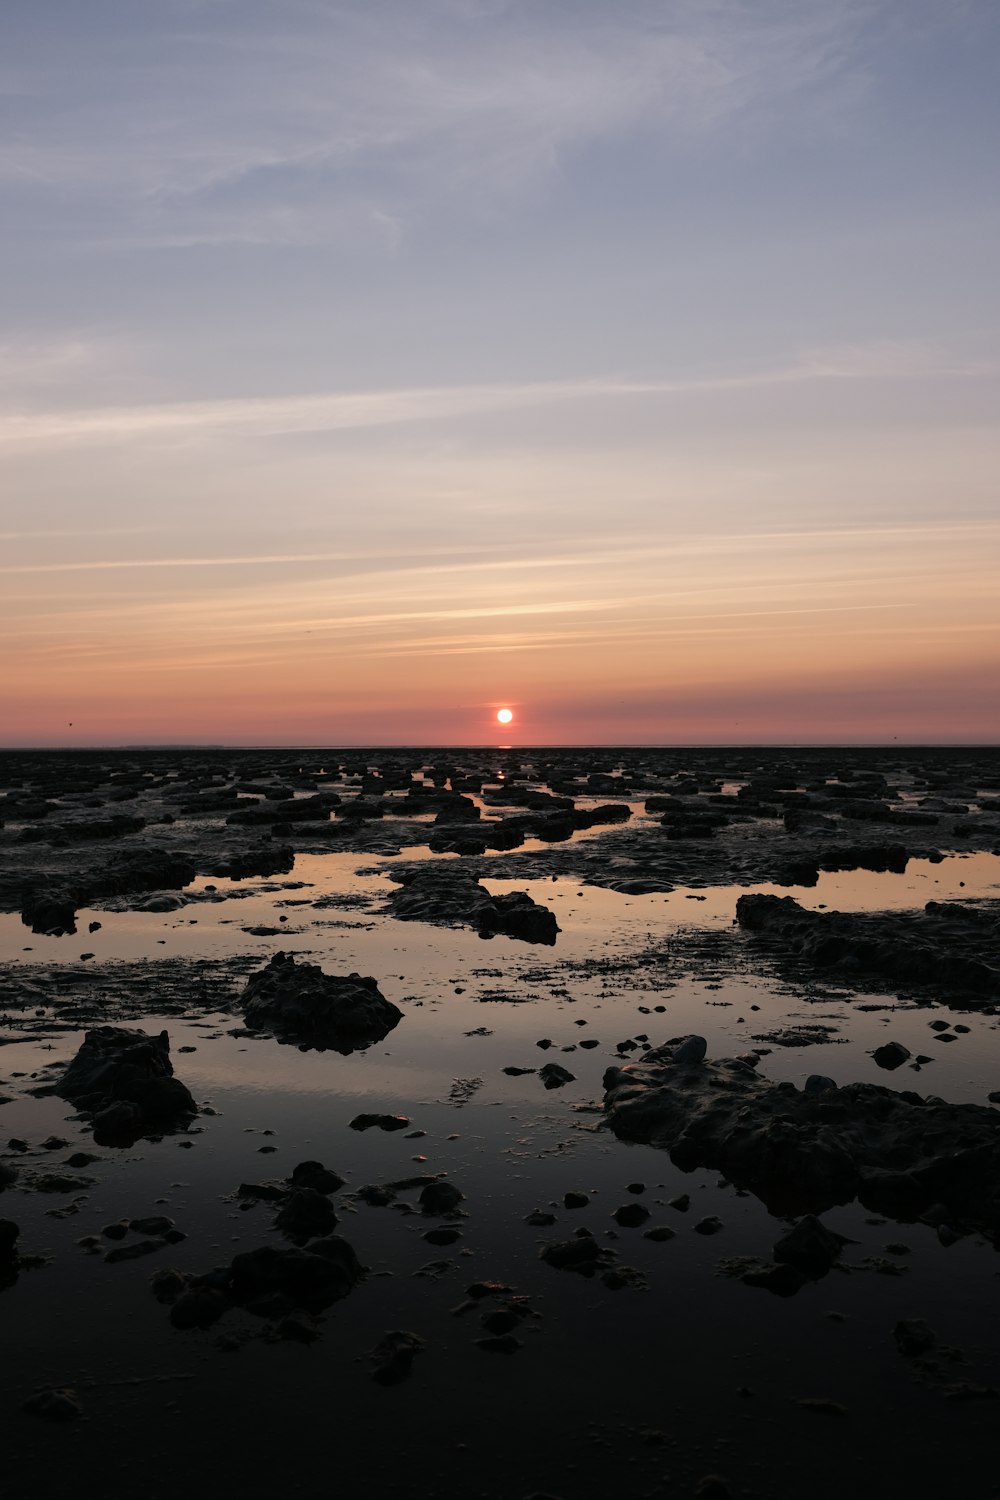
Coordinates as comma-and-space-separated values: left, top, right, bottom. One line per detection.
613, 1204, 650, 1228
563, 1192, 589, 1209
228, 1237, 363, 1311
129, 1215, 173, 1236
371, 1330, 425, 1385
643, 1225, 675, 1243
349, 1113, 410, 1132
21, 1387, 81, 1422
696, 1478, 732, 1499
539, 1237, 601, 1272
240, 953, 402, 1053
738, 1260, 807, 1297
419, 1181, 464, 1215
694, 1216, 724, 1235
149, 1266, 187, 1301
386, 867, 558, 945
169, 1287, 229, 1329
105, 1238, 166, 1264
894, 1318, 936, 1356
773, 1215, 848, 1276
538, 1063, 575, 1089
603, 1046, 1000, 1231
0, 1219, 18, 1258
44, 1025, 196, 1142
424, 1227, 461, 1246
289, 1160, 345, 1193
274, 1188, 338, 1240
873, 1042, 911, 1070
671, 1034, 708, 1065
736, 893, 999, 999
481, 1309, 520, 1334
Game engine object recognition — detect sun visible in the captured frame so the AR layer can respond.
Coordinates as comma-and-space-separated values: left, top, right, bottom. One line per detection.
496, 708, 513, 725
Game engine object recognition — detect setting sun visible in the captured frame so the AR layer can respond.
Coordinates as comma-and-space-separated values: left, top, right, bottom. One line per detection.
496, 708, 513, 725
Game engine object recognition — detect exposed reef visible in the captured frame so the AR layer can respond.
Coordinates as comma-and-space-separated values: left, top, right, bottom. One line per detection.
736, 893, 1000, 1003
39, 1026, 197, 1143
604, 1037, 1000, 1236
239, 951, 403, 1052
385, 866, 559, 944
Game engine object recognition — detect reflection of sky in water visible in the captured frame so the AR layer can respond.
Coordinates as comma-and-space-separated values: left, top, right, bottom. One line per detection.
3, 848, 999, 1111
2, 842, 1000, 1483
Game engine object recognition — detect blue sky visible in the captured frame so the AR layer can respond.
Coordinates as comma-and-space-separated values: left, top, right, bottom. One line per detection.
1, 0, 998, 743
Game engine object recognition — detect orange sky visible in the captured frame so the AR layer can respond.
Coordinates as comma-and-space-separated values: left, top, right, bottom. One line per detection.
2, 3, 999, 746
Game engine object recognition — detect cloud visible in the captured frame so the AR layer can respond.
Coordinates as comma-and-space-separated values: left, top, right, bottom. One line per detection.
1, 0, 876, 246
0, 338, 990, 450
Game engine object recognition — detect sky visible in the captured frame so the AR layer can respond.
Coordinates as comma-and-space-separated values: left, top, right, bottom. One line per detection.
1, 0, 998, 747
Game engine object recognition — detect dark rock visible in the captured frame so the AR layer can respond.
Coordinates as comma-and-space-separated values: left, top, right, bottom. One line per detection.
105, 1238, 166, 1264
349, 1113, 410, 1132
671, 1034, 708, 1064
419, 1181, 464, 1215
169, 1286, 229, 1329
563, 1192, 589, 1209
736, 893, 999, 1000
613, 1203, 650, 1228
604, 1046, 1000, 1232
371, 1330, 425, 1385
274, 1188, 339, 1240
739, 1260, 807, 1297
289, 1160, 345, 1193
386, 867, 558, 945
694, 1216, 724, 1235
21, 1387, 81, 1422
540, 1237, 601, 1272
773, 1215, 847, 1276
129, 1215, 173, 1236
240, 952, 402, 1053
0, 1219, 19, 1258
424, 1227, 461, 1245
43, 1026, 196, 1142
476, 1334, 522, 1353
539, 1063, 575, 1089
894, 1319, 936, 1356
873, 1042, 911, 1070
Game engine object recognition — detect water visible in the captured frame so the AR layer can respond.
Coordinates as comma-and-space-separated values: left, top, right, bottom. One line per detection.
2, 838, 999, 1498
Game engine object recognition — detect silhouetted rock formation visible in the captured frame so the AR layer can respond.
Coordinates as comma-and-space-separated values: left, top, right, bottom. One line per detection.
386, 866, 559, 944
736, 893, 1000, 999
604, 1040, 1000, 1236
240, 951, 403, 1052
44, 1026, 197, 1143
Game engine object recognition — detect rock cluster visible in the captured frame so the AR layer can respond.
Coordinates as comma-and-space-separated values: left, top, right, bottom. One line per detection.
736, 894, 1000, 1000
43, 1026, 197, 1143
604, 1037, 1000, 1234
240, 952, 403, 1052
386, 867, 559, 944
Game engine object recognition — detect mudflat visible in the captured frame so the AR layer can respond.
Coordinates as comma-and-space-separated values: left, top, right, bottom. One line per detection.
1, 745, 999, 1500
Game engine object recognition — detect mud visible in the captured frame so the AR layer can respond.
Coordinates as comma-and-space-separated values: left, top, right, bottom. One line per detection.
2, 745, 1000, 1500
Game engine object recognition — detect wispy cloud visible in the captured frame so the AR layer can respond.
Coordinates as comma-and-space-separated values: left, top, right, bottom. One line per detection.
1, 0, 874, 246
2, 339, 990, 450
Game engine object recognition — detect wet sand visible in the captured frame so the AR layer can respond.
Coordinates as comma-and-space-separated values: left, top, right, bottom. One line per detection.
1, 747, 999, 1499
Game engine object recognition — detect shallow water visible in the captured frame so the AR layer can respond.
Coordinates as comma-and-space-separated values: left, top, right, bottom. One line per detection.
2, 837, 1000, 1498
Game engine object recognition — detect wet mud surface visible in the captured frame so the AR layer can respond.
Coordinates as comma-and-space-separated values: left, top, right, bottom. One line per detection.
2, 746, 1000, 1499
